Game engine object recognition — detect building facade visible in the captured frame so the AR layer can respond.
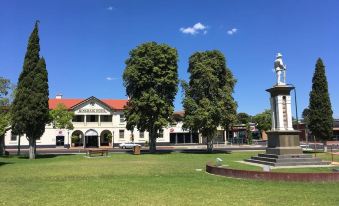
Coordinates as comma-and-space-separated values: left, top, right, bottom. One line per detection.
4, 95, 203, 148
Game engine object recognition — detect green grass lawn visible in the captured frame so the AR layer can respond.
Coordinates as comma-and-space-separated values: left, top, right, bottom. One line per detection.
1, 151, 339, 206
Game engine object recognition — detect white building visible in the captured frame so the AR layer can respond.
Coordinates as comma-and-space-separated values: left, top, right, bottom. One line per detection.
4, 95, 200, 149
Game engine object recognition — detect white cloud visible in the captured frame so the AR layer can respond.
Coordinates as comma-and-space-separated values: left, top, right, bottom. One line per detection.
227, 28, 238, 35
106, 77, 118, 81
180, 22, 208, 35
107, 6, 114, 11
193, 22, 206, 30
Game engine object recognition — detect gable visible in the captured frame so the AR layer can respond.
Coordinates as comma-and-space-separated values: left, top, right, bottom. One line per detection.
72, 97, 114, 115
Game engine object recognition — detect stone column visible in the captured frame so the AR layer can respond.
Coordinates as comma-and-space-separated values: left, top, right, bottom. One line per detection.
98, 135, 100, 147
266, 85, 302, 155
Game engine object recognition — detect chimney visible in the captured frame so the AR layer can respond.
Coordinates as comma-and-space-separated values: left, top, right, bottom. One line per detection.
56, 93, 63, 99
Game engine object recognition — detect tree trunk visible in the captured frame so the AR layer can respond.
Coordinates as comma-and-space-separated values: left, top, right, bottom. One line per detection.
17, 135, 21, 156
206, 137, 213, 153
28, 138, 36, 159
0, 135, 5, 156
149, 128, 157, 153
323, 140, 328, 152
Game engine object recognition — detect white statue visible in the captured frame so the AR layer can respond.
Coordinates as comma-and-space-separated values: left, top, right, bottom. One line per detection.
274, 53, 286, 85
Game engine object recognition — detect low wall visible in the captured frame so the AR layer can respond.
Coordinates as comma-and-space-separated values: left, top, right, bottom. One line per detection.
206, 164, 339, 182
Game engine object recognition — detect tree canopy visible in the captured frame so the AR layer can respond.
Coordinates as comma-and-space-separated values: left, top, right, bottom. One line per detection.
50, 103, 74, 131
253, 109, 271, 137
182, 50, 236, 152
237, 112, 251, 124
308, 58, 333, 141
0, 77, 12, 155
123, 42, 178, 153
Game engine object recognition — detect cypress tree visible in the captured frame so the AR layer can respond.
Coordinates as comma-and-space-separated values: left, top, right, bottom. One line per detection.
11, 21, 49, 159
308, 58, 333, 146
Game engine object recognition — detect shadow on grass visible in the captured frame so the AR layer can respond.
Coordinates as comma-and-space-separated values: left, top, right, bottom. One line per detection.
180, 149, 232, 154
18, 154, 75, 159
0, 162, 13, 167
126, 150, 174, 155
125, 149, 232, 155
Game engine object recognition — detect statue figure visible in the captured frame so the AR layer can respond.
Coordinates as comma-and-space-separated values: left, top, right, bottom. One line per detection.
274, 53, 286, 85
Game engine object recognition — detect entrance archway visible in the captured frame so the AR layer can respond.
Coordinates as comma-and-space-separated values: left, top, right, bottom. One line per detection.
71, 130, 84, 147
85, 129, 99, 148
100, 130, 112, 146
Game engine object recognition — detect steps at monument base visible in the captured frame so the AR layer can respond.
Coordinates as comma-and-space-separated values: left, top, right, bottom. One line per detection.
245, 158, 275, 166
246, 153, 331, 166
251, 156, 323, 163
258, 153, 313, 159
245, 158, 330, 166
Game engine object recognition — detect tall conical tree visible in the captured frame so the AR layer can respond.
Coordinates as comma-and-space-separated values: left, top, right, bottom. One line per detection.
11, 21, 49, 159
308, 58, 333, 147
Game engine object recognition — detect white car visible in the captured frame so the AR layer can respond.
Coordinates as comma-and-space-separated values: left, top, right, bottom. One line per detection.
119, 142, 141, 149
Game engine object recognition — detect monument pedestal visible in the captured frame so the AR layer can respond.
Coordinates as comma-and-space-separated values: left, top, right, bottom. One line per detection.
246, 130, 329, 166
245, 83, 329, 166
266, 130, 302, 155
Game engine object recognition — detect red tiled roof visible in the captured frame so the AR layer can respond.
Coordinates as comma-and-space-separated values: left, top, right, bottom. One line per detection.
49, 98, 128, 110
101, 99, 128, 110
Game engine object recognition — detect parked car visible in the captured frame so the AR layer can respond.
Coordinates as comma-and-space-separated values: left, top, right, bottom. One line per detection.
119, 142, 141, 149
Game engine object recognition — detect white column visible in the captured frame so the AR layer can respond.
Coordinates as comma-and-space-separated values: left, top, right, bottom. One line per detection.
286, 96, 294, 130
98, 135, 100, 147
270, 97, 276, 130
277, 96, 285, 130
83, 133, 85, 148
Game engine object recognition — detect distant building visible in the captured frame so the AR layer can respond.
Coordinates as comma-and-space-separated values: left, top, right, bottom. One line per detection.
293, 119, 339, 141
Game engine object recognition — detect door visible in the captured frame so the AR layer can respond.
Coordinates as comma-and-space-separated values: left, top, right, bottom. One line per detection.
86, 136, 98, 147
56, 136, 64, 146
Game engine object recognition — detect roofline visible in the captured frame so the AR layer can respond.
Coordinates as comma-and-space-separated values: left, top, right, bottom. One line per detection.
69, 96, 115, 111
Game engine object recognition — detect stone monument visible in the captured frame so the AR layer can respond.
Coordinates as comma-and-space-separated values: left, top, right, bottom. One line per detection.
246, 53, 329, 166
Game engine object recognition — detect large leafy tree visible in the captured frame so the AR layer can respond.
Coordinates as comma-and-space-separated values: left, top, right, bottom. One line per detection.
50, 103, 74, 148
49, 103, 74, 130
123, 42, 178, 153
253, 109, 271, 139
302, 108, 310, 125
50, 103, 74, 131
0, 77, 12, 155
11, 22, 50, 159
183, 50, 235, 152
237, 112, 251, 124
308, 58, 333, 145
219, 60, 237, 143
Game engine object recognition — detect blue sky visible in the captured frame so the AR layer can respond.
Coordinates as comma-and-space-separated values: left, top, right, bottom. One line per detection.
1, 0, 338, 118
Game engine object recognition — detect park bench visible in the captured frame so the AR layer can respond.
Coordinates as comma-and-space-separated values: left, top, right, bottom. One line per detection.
87, 149, 108, 157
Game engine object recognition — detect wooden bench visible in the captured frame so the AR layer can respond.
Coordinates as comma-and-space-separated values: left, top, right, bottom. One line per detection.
87, 149, 108, 157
